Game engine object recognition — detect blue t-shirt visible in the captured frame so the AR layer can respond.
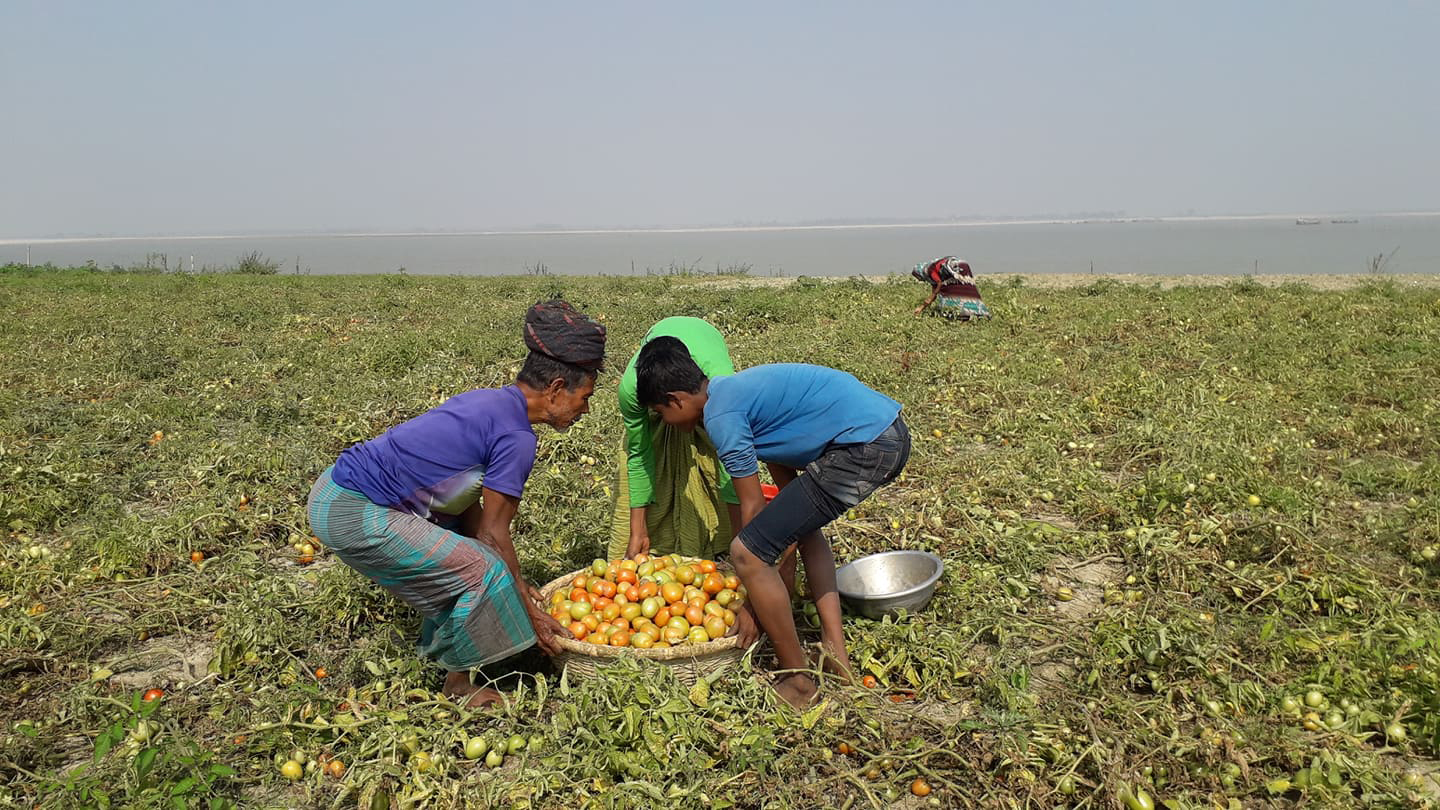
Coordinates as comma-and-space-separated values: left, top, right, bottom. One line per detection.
332, 386, 537, 518
703, 364, 902, 477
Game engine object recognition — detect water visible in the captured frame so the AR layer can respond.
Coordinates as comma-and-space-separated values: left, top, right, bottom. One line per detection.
3, 215, 1437, 277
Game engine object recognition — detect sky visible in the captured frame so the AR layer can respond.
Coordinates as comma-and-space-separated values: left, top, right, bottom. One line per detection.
3, 2, 1438, 237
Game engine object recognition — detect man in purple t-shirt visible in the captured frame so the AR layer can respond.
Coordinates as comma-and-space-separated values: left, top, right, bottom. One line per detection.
307, 300, 605, 708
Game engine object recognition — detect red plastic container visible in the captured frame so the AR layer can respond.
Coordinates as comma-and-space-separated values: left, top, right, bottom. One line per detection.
761, 483, 779, 502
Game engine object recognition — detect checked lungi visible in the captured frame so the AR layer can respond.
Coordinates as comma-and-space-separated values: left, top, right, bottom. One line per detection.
307, 466, 535, 671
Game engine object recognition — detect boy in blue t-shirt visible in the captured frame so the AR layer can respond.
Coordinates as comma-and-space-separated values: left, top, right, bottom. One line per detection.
635, 337, 911, 709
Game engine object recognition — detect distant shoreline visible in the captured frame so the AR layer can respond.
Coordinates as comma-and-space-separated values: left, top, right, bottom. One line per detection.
5, 211, 1440, 247
695, 272, 1440, 291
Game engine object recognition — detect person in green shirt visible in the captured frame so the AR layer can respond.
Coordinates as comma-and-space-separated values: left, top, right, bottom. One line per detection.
608, 317, 739, 561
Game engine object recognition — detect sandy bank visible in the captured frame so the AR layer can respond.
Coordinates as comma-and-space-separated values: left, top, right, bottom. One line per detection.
691, 272, 1440, 292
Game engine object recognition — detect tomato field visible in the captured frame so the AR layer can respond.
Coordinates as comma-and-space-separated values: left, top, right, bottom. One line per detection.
2, 268, 1439, 808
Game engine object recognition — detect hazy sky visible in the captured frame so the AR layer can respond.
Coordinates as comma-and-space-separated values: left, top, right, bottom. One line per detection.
4, 2, 1438, 237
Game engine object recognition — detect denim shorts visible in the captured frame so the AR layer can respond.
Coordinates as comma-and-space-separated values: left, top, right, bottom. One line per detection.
737, 416, 911, 565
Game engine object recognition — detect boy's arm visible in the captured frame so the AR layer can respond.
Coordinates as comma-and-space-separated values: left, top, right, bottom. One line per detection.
729, 473, 768, 533
725, 472, 767, 647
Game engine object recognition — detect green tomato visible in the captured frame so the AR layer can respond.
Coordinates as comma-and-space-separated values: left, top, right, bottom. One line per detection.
1123, 787, 1155, 810
279, 759, 303, 780
528, 734, 543, 752
507, 734, 527, 755
590, 559, 608, 577
1280, 695, 1301, 714
1304, 689, 1325, 709
1056, 775, 1075, 795
1386, 721, 1408, 742
463, 737, 489, 760
485, 748, 504, 768
410, 751, 432, 773
568, 601, 593, 620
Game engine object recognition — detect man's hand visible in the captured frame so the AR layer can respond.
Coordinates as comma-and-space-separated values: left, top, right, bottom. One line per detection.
523, 582, 544, 607
913, 304, 925, 316
526, 601, 572, 656
727, 604, 761, 647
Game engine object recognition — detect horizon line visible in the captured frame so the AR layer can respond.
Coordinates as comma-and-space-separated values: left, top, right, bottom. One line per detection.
4, 210, 1440, 247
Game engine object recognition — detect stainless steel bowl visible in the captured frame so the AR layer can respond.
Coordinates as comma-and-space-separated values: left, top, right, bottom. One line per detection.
835, 550, 945, 619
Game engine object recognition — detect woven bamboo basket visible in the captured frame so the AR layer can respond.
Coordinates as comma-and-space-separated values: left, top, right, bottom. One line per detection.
538, 567, 746, 686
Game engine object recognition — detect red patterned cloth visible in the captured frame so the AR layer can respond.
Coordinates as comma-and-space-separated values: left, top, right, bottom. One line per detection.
523, 299, 607, 369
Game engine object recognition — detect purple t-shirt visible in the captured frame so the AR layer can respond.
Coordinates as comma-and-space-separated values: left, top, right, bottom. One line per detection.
331, 386, 537, 519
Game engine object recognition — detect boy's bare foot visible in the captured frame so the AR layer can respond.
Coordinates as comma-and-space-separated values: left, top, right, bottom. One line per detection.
806, 644, 855, 684
774, 672, 819, 710
818, 640, 854, 683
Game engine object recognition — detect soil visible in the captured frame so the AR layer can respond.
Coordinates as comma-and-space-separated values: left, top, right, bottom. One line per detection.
107, 635, 216, 689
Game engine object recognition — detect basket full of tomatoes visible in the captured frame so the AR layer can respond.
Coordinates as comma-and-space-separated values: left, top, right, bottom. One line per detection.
538, 553, 749, 686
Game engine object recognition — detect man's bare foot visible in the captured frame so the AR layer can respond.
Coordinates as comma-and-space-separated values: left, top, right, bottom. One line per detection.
459, 687, 505, 709
442, 671, 505, 709
774, 672, 819, 710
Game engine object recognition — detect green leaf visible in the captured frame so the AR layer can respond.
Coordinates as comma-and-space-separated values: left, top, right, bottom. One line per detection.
800, 700, 828, 730
208, 763, 238, 777
170, 777, 198, 796
93, 732, 115, 761
135, 747, 158, 781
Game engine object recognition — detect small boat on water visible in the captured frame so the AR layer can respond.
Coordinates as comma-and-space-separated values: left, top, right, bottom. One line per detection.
1296, 218, 1322, 225
1330, 218, 1359, 224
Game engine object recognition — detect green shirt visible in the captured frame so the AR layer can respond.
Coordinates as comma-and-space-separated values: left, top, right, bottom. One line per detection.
618, 317, 735, 507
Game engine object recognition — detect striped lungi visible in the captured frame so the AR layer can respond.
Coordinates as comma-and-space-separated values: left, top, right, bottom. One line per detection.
307, 466, 535, 671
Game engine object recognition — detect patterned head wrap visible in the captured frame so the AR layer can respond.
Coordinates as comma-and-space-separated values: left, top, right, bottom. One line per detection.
523, 299, 607, 370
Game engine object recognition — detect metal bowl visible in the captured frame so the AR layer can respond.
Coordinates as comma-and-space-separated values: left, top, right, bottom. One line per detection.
835, 550, 945, 619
